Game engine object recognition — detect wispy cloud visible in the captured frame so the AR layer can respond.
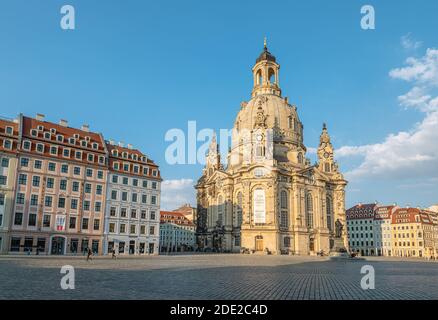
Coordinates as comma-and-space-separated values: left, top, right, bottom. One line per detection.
337, 47, 438, 181
401, 33, 422, 50
160, 178, 196, 211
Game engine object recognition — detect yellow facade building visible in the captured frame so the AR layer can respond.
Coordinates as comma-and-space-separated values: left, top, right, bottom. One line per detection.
196, 42, 348, 255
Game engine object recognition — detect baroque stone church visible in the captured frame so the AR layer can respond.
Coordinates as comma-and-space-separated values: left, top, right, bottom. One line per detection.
195, 41, 347, 255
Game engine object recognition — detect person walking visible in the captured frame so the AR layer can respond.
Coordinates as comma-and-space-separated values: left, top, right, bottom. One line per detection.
86, 248, 93, 262
111, 249, 116, 259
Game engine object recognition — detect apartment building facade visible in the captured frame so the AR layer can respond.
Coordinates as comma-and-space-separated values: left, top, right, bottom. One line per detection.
10, 114, 108, 255
346, 203, 376, 256
103, 142, 161, 255
0, 118, 19, 254
159, 211, 196, 252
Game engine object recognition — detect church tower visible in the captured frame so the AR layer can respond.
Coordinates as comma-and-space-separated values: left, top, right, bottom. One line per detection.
196, 41, 348, 255
317, 123, 336, 174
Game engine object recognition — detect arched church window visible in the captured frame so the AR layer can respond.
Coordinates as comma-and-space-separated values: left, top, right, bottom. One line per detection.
306, 193, 314, 228
294, 118, 298, 131
288, 117, 293, 129
326, 196, 333, 231
256, 145, 265, 157
280, 190, 288, 228
325, 163, 330, 172
268, 68, 276, 84
236, 192, 243, 226
297, 152, 303, 164
256, 70, 262, 86
217, 195, 224, 225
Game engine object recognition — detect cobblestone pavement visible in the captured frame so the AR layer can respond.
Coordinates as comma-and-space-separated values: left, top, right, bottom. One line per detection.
0, 254, 437, 300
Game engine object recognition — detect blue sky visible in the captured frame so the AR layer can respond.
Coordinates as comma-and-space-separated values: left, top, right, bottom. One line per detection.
1, 0, 438, 210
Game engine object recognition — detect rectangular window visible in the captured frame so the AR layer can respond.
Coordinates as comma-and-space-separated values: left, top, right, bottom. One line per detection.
140, 225, 146, 234
43, 215, 51, 228
32, 176, 40, 187
85, 183, 91, 193
59, 179, 67, 191
0, 175, 7, 185
74, 167, 81, 175
131, 209, 137, 219
122, 177, 128, 185
0, 194, 4, 206
61, 164, 68, 174
30, 194, 38, 206
95, 202, 101, 212
122, 192, 128, 201
121, 208, 127, 218
141, 210, 146, 219
46, 177, 54, 189
69, 217, 76, 229
45, 196, 53, 207
133, 179, 138, 187
112, 175, 118, 183
28, 213, 37, 227
97, 170, 103, 179
111, 190, 117, 200
1, 158, 9, 167
20, 157, 29, 167
72, 181, 79, 192
142, 194, 147, 204
63, 148, 70, 157
14, 212, 23, 225
110, 207, 116, 217
151, 195, 157, 205
10, 237, 21, 252
83, 200, 90, 211
149, 226, 155, 235
96, 185, 103, 195
34, 160, 42, 169
18, 174, 27, 185
50, 146, 57, 155
71, 198, 78, 210
119, 224, 126, 233
93, 219, 100, 231
48, 162, 56, 171
16, 193, 25, 204
58, 197, 66, 208
109, 223, 115, 233
82, 218, 89, 230
150, 211, 156, 220
142, 180, 147, 188
86, 169, 93, 177
152, 182, 157, 189
130, 225, 136, 234
132, 193, 137, 203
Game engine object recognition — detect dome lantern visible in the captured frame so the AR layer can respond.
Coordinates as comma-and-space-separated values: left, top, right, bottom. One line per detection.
252, 38, 281, 98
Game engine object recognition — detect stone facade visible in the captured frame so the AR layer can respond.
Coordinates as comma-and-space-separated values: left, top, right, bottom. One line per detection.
196, 42, 348, 255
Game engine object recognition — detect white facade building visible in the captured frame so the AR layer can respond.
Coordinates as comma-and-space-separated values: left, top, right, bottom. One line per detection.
103, 142, 161, 255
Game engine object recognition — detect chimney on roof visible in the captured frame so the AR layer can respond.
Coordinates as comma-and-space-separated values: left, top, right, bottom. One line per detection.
36, 113, 45, 121
118, 141, 124, 147
59, 119, 68, 127
127, 143, 133, 150
81, 124, 90, 132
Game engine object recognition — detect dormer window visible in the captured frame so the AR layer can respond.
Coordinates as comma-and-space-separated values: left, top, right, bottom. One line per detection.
122, 152, 127, 158
30, 129, 38, 137
123, 163, 129, 171
85, 136, 91, 142
112, 149, 118, 156
75, 151, 82, 160
143, 167, 149, 175
69, 137, 75, 145
98, 156, 105, 164
133, 165, 139, 174
56, 135, 64, 142
50, 128, 56, 134
63, 148, 70, 158
152, 170, 158, 177
113, 162, 120, 170
87, 153, 94, 162
74, 134, 79, 139
81, 140, 87, 147
37, 125, 44, 131
92, 143, 98, 150
5, 126, 13, 135
133, 154, 138, 161
44, 132, 51, 139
